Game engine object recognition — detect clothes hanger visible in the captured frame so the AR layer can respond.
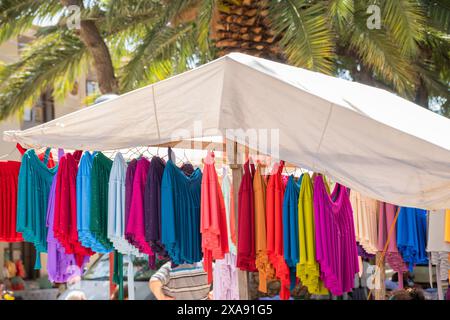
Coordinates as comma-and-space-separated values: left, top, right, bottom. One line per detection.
162, 147, 172, 160
156, 146, 161, 157
106, 150, 116, 160
182, 148, 190, 164
283, 164, 290, 176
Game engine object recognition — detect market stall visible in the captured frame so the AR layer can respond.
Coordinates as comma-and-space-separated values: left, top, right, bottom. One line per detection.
2, 53, 450, 300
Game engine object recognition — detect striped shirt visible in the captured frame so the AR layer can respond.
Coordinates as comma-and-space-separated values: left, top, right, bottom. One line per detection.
150, 262, 210, 300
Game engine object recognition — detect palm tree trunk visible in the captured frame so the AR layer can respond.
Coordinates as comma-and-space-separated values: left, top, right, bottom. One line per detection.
213, 2, 284, 300
211, 0, 283, 61
415, 78, 429, 109
61, 0, 119, 94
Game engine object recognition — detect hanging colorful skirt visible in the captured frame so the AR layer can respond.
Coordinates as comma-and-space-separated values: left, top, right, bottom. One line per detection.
144, 156, 168, 258
126, 157, 155, 265
282, 175, 301, 290
161, 160, 203, 265
0, 161, 22, 242
17, 149, 57, 269
396, 207, 428, 271
77, 151, 110, 252
47, 174, 85, 283
90, 152, 114, 251
377, 202, 408, 273
108, 153, 142, 256
313, 175, 359, 296
237, 160, 257, 272
296, 173, 328, 295
53, 152, 93, 264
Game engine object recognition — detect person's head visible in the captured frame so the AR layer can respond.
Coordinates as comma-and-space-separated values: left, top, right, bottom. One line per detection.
390, 288, 425, 300
111, 285, 128, 300
391, 272, 411, 287
65, 290, 87, 300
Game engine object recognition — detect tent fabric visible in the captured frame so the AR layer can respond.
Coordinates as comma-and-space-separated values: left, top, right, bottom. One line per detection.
4, 53, 450, 209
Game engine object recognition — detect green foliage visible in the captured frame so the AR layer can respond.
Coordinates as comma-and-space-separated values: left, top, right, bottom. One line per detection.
0, 0, 62, 43
268, 0, 334, 74
0, 29, 87, 119
381, 0, 425, 56
0, 0, 448, 119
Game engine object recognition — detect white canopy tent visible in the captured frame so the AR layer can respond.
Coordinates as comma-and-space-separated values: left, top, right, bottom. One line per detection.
4, 53, 450, 210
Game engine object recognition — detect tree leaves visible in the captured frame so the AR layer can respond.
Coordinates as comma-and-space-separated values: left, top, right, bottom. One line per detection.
0, 29, 87, 119
0, 0, 448, 119
0, 0, 62, 44
268, 0, 334, 74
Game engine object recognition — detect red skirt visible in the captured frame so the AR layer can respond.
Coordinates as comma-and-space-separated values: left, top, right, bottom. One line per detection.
0, 161, 23, 242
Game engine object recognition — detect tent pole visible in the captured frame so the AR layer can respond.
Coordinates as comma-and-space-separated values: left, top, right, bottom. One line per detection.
374, 252, 386, 300
228, 140, 250, 300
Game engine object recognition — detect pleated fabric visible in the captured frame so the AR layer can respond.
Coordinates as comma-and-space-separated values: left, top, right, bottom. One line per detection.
221, 167, 237, 254
253, 163, 274, 293
77, 151, 109, 252
212, 167, 240, 298
396, 207, 428, 272
282, 175, 301, 290
313, 175, 359, 296
427, 209, 450, 253
200, 151, 229, 283
144, 156, 167, 257
161, 159, 203, 264
236, 160, 257, 272
266, 161, 290, 300
17, 149, 57, 269
53, 151, 92, 265
107, 153, 142, 256
47, 172, 84, 283
296, 173, 328, 295
350, 190, 378, 254
0, 161, 22, 242
427, 210, 450, 283
213, 253, 239, 300
90, 152, 114, 252
377, 202, 408, 273
126, 157, 155, 266
125, 159, 137, 246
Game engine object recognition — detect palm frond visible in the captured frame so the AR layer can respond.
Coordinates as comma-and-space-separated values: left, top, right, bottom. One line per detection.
0, 0, 62, 44
120, 22, 197, 91
119, 0, 201, 91
0, 29, 87, 119
197, 0, 217, 60
268, 0, 334, 74
416, 28, 450, 100
421, 0, 450, 33
348, 7, 417, 97
327, 0, 354, 33
104, 0, 163, 30
381, 0, 426, 56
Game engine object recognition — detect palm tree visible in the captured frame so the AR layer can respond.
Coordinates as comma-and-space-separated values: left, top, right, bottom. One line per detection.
0, 0, 448, 119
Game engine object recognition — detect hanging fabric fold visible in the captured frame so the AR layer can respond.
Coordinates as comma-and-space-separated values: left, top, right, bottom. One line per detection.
0, 161, 22, 242
253, 163, 274, 293
266, 161, 290, 299
237, 159, 257, 272
17, 149, 57, 269
297, 173, 328, 295
200, 151, 229, 283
